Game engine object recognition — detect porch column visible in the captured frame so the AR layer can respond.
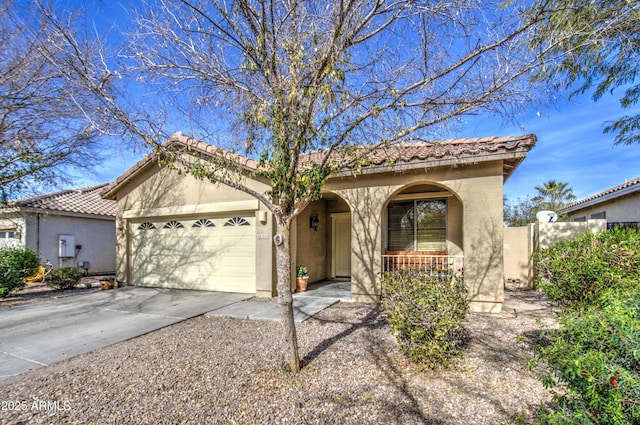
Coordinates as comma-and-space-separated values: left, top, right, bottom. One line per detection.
336, 186, 397, 302
459, 172, 505, 313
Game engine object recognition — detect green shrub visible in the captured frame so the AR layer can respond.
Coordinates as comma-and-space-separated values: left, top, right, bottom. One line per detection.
533, 229, 640, 311
381, 270, 469, 369
0, 248, 40, 297
46, 266, 82, 290
532, 286, 640, 424
531, 229, 640, 424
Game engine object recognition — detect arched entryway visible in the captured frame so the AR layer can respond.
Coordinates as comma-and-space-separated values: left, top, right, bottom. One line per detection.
381, 182, 464, 275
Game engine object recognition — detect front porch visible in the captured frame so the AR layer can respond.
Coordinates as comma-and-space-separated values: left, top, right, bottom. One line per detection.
295, 279, 353, 301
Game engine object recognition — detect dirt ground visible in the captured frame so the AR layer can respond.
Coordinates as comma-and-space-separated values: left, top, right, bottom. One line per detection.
0, 276, 113, 309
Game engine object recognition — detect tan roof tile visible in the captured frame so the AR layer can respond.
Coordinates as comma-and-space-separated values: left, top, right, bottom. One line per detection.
563, 177, 640, 211
301, 135, 536, 168
9, 184, 116, 217
103, 133, 536, 198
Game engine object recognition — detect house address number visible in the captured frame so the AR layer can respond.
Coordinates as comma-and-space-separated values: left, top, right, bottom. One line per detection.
258, 234, 270, 240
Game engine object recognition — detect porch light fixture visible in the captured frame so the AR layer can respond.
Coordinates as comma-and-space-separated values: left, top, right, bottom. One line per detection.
258, 210, 268, 224
309, 213, 319, 231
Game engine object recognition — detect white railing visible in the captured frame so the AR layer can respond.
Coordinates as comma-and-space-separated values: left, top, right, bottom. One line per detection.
382, 254, 464, 278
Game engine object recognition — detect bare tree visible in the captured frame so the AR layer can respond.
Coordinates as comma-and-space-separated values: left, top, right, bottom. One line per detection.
529, 0, 640, 145
40, 0, 560, 372
0, 0, 111, 201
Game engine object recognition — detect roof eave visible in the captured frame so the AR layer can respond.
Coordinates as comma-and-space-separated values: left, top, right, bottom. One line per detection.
0, 206, 115, 220
102, 137, 259, 200
502, 153, 528, 183
330, 149, 530, 179
561, 184, 640, 214
101, 154, 157, 200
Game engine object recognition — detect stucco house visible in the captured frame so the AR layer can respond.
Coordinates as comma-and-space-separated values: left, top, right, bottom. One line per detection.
562, 177, 640, 229
102, 133, 536, 312
0, 184, 116, 274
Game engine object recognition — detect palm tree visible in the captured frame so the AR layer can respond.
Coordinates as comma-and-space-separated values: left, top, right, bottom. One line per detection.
532, 180, 576, 212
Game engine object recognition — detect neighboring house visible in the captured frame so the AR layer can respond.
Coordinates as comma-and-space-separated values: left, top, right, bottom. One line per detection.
102, 133, 536, 312
0, 184, 116, 274
562, 177, 640, 229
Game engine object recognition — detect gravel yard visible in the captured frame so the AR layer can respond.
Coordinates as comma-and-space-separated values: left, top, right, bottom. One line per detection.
0, 290, 556, 424
0, 277, 106, 309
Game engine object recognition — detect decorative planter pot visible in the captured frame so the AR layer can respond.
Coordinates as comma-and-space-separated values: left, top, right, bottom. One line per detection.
296, 277, 309, 292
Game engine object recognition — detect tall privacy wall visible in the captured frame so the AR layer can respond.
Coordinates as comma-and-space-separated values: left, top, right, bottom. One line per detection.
503, 219, 607, 289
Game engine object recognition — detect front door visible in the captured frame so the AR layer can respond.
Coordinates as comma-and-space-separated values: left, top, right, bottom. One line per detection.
332, 213, 351, 277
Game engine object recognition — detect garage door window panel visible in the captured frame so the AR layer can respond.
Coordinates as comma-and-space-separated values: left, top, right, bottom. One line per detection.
163, 220, 185, 229
224, 217, 250, 226
193, 219, 215, 228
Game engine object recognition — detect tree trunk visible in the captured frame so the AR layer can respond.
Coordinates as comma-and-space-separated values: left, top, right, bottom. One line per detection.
274, 222, 300, 372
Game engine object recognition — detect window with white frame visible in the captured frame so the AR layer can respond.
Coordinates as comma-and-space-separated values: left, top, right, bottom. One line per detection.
387, 199, 447, 251
0, 230, 17, 240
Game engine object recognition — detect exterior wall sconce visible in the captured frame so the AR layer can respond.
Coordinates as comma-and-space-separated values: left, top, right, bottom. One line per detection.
309, 213, 319, 231
258, 210, 268, 224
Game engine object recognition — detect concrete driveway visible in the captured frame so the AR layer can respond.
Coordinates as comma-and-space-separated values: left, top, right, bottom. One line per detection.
0, 287, 248, 381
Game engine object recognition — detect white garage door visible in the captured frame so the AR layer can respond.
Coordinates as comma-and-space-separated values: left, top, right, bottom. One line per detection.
130, 214, 256, 293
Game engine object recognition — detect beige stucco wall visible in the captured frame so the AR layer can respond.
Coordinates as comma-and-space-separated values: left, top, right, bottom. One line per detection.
113, 164, 275, 294
295, 199, 328, 284
567, 193, 640, 223
504, 225, 535, 289
324, 160, 506, 312
26, 214, 116, 273
503, 220, 607, 291
537, 219, 606, 250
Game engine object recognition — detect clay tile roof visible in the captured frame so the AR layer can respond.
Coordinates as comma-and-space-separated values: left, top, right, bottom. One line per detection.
172, 134, 259, 170
301, 134, 536, 179
101, 132, 260, 200
8, 183, 116, 217
562, 176, 640, 212
103, 133, 536, 198
347, 134, 535, 166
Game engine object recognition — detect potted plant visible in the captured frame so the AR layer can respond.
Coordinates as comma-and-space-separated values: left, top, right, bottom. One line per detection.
296, 266, 309, 292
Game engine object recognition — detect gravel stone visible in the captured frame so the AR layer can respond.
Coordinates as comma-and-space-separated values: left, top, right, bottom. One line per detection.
0, 290, 555, 424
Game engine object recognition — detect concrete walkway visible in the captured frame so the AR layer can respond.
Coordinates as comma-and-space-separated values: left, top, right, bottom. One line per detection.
207, 280, 352, 323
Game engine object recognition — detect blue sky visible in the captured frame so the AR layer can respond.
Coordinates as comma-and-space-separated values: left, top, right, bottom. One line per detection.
62, 2, 639, 203
83, 88, 639, 203
469, 91, 640, 201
